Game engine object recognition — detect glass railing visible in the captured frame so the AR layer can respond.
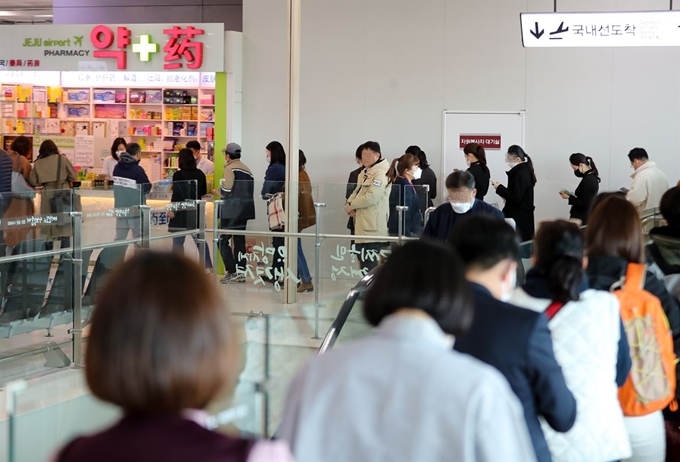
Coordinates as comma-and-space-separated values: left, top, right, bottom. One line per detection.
3, 178, 663, 455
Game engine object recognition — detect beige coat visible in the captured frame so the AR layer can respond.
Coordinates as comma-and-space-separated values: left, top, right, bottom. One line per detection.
347, 158, 391, 243
29, 154, 78, 239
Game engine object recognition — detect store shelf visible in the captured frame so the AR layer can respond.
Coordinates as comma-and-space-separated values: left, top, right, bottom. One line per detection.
93, 102, 127, 105
129, 103, 162, 106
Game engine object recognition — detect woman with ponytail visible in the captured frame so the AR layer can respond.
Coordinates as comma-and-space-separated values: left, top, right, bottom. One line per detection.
406, 145, 437, 209
509, 220, 632, 462
493, 145, 537, 241
463, 143, 490, 201
387, 154, 422, 237
559, 153, 599, 225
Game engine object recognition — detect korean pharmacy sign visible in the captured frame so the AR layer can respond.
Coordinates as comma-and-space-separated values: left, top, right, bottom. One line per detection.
0, 23, 224, 71
521, 11, 680, 47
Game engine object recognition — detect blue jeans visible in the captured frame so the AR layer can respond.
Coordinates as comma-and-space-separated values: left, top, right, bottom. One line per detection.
172, 235, 212, 269
298, 238, 312, 284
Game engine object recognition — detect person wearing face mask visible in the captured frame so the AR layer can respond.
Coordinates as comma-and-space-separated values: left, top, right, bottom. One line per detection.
421, 171, 503, 241
626, 147, 669, 214
508, 220, 632, 462
261, 141, 287, 281
387, 154, 423, 238
449, 214, 577, 462
558, 153, 600, 226
104, 138, 127, 181
493, 145, 537, 242
463, 143, 490, 201
345, 141, 391, 272
406, 145, 437, 210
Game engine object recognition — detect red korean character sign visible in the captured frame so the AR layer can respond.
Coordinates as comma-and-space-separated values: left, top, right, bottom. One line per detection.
163, 26, 204, 70
91, 25, 131, 70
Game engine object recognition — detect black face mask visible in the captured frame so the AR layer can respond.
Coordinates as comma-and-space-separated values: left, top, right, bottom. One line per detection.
574, 170, 585, 178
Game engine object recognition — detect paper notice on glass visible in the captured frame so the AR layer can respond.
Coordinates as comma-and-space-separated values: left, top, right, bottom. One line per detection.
75, 136, 95, 167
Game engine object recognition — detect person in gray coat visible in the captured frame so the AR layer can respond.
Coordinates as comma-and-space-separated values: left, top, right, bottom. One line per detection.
278, 240, 537, 462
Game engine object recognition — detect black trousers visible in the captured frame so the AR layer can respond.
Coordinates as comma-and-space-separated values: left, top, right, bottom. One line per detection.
355, 242, 385, 273
219, 225, 247, 274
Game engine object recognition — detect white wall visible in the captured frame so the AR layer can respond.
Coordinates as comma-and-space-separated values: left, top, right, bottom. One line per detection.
243, 0, 680, 223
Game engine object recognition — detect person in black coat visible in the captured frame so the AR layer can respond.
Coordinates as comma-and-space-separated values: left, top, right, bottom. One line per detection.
463, 143, 490, 201
493, 145, 537, 242
422, 171, 503, 241
559, 153, 600, 225
586, 194, 680, 414
449, 215, 576, 462
346, 145, 364, 237
406, 145, 437, 211
387, 154, 422, 237
168, 148, 210, 268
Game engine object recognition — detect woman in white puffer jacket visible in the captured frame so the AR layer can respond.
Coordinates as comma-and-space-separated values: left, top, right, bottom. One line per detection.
509, 220, 632, 462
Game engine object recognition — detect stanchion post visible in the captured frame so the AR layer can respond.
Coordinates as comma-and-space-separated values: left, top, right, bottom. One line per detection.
312, 202, 326, 339
70, 211, 83, 366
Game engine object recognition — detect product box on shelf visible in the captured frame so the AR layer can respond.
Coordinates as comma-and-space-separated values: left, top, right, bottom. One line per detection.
2, 86, 14, 101
66, 90, 89, 102
145, 90, 162, 103
67, 106, 90, 117
47, 87, 61, 103
200, 108, 214, 121
129, 91, 146, 104
115, 90, 127, 103
16, 86, 31, 102
94, 90, 115, 102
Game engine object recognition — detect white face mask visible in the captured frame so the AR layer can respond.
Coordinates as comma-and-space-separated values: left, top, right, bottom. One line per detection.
465, 158, 471, 167
116, 150, 126, 154
266, 156, 271, 163
500, 267, 517, 302
451, 202, 473, 214
412, 167, 422, 180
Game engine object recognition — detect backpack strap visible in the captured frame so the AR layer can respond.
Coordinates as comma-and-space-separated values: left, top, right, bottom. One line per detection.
624, 263, 647, 291
545, 301, 564, 320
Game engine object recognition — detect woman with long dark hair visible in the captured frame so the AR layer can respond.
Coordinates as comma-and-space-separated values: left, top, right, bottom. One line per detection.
406, 145, 437, 209
509, 220, 632, 462
261, 141, 286, 283
168, 148, 211, 270
559, 153, 599, 225
387, 153, 422, 237
104, 138, 126, 180
463, 143, 490, 201
493, 145, 537, 241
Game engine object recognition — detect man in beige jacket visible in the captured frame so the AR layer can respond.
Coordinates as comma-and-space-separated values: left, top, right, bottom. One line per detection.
345, 141, 391, 272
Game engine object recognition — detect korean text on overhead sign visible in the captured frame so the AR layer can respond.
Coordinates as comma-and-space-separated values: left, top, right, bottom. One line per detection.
459, 134, 502, 150
520, 11, 680, 48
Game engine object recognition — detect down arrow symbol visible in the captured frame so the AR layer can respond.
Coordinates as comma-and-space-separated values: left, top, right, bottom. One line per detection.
530, 22, 545, 39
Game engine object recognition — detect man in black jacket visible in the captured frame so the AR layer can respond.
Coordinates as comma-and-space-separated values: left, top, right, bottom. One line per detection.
449, 215, 576, 462
345, 144, 364, 238
112, 143, 151, 241
422, 171, 503, 241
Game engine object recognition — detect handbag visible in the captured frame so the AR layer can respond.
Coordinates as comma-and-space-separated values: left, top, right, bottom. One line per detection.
10, 155, 35, 198
267, 193, 286, 231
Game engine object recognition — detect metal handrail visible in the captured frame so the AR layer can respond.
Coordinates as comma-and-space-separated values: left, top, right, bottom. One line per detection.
317, 269, 378, 355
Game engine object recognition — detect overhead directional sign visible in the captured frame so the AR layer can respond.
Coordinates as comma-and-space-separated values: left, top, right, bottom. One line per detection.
520, 11, 680, 47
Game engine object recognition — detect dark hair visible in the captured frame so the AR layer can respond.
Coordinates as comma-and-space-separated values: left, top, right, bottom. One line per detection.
405, 145, 429, 169
387, 154, 419, 184
10, 135, 31, 157
299, 149, 307, 168
110, 137, 127, 161
507, 145, 537, 186
628, 147, 649, 162
362, 141, 381, 155
178, 148, 197, 170
186, 140, 201, 151
448, 214, 519, 271
463, 143, 489, 174
126, 143, 141, 157
363, 240, 472, 337
445, 170, 475, 191
586, 194, 644, 263
569, 152, 600, 182
534, 220, 585, 304
86, 252, 235, 414
355, 144, 364, 159
266, 141, 286, 165
661, 187, 680, 227
37, 140, 59, 159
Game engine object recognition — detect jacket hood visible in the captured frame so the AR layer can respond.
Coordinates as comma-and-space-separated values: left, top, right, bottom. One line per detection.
119, 152, 139, 166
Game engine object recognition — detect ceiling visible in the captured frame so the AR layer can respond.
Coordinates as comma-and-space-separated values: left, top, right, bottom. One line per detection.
0, 0, 53, 24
